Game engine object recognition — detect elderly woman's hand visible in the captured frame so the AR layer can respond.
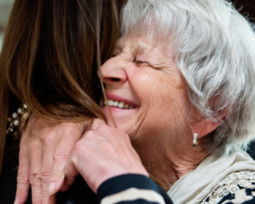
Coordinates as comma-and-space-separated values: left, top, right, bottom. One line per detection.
15, 114, 83, 204
72, 119, 149, 192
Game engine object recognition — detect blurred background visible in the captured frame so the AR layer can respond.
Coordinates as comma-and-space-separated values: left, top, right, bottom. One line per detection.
0, 0, 255, 51
0, 0, 14, 50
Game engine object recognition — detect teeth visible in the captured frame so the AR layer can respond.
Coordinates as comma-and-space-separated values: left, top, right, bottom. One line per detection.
104, 99, 134, 109
113, 101, 118, 106
119, 102, 124, 108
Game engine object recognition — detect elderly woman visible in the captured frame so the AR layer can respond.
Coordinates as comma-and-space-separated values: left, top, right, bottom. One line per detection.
14, 0, 255, 203
85, 0, 255, 202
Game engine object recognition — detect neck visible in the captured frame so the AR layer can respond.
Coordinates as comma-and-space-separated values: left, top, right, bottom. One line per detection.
133, 138, 208, 190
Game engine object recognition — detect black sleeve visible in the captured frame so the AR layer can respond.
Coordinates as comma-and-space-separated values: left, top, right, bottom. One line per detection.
97, 174, 173, 204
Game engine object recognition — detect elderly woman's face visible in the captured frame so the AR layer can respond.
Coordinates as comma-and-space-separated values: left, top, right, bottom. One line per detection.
100, 33, 192, 143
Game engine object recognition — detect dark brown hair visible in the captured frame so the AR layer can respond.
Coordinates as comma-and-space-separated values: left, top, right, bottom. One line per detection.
0, 0, 126, 170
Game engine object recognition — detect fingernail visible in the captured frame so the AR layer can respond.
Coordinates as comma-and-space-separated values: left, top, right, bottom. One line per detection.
48, 183, 56, 195
14, 200, 19, 204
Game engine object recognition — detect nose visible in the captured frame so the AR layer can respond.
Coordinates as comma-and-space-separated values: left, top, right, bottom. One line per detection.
99, 56, 128, 86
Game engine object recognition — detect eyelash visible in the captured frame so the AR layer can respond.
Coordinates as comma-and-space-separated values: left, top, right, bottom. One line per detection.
111, 52, 160, 70
135, 59, 164, 71
135, 60, 147, 65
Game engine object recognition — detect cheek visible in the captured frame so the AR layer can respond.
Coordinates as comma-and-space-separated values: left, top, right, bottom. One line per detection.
134, 68, 189, 114
130, 69, 191, 141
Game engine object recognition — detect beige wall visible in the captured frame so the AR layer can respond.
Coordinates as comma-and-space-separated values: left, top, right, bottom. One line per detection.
0, 0, 14, 50
0, 32, 3, 49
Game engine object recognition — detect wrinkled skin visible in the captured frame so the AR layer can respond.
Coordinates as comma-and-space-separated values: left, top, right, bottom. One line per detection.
15, 116, 148, 204
72, 119, 148, 193
15, 114, 82, 204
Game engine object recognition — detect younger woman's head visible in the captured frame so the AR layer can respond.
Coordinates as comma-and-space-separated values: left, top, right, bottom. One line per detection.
0, 0, 126, 170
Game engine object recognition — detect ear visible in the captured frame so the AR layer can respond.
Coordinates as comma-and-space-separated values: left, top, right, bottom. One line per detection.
189, 109, 226, 139
190, 117, 222, 139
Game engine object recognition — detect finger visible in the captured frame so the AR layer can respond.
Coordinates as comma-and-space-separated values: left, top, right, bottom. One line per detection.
48, 127, 80, 195
59, 163, 78, 192
92, 118, 116, 130
90, 120, 115, 139
15, 134, 30, 204
41, 195, 55, 204
41, 133, 56, 204
41, 194, 55, 204
29, 138, 42, 204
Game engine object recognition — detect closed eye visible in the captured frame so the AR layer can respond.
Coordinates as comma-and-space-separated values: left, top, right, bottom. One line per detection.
136, 60, 148, 65
134, 57, 150, 66
135, 59, 166, 71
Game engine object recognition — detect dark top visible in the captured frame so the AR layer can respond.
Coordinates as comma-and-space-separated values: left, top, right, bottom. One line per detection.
98, 174, 173, 203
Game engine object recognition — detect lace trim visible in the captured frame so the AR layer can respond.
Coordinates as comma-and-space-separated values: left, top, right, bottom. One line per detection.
200, 170, 255, 204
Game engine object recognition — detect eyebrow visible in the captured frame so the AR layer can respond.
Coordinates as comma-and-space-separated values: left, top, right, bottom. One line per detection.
114, 38, 151, 56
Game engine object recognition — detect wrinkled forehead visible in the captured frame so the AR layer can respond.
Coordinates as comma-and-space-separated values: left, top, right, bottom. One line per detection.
121, 18, 170, 44
117, 22, 175, 59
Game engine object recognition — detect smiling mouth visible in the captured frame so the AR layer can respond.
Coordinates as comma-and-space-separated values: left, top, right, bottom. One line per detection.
104, 99, 135, 109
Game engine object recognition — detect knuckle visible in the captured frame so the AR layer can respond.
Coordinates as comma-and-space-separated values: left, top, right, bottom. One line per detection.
17, 165, 29, 174
29, 173, 41, 186
84, 130, 95, 139
54, 152, 69, 161
17, 172, 29, 184
74, 141, 85, 153
61, 122, 77, 129
91, 119, 105, 129
40, 171, 52, 182
41, 170, 51, 177
41, 133, 55, 145
59, 122, 79, 132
